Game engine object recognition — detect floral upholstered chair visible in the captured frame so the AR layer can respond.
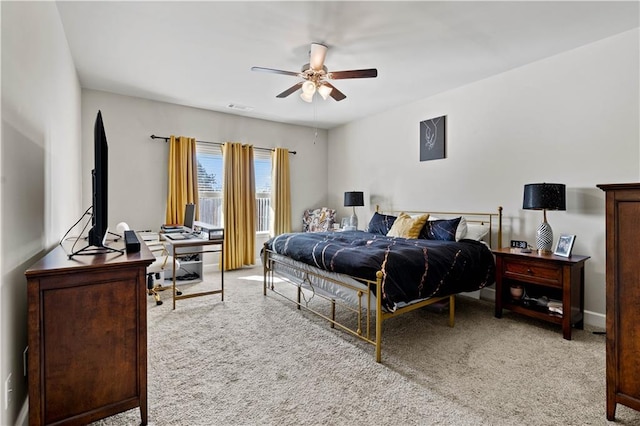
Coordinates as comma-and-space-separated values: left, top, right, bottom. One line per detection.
302, 207, 336, 232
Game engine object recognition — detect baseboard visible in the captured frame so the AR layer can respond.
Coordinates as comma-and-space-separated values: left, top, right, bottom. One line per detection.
479, 287, 605, 330
583, 310, 605, 330
479, 287, 496, 302
461, 289, 480, 300
202, 263, 220, 273
202, 263, 258, 273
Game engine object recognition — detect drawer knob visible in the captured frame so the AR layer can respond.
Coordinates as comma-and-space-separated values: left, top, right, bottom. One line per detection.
527, 268, 533, 274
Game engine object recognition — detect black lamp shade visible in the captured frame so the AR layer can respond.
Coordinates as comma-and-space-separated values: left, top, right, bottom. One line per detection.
523, 183, 566, 211
344, 191, 364, 207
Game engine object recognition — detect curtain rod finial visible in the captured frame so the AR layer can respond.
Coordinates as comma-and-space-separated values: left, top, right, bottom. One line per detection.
150, 135, 169, 142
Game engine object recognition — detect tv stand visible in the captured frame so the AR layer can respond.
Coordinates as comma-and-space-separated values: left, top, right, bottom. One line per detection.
26, 238, 154, 425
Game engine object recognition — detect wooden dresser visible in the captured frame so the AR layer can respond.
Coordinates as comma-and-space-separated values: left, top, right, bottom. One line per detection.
25, 240, 154, 425
597, 183, 640, 420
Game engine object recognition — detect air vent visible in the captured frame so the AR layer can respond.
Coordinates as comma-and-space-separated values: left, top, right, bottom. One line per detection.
227, 103, 254, 112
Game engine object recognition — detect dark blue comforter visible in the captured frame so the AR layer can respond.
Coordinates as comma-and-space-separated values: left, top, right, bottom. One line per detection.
265, 230, 495, 311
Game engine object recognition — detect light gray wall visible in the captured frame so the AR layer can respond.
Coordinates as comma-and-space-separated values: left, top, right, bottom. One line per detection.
1, 2, 82, 424
328, 29, 640, 328
81, 90, 328, 235
2, 2, 637, 423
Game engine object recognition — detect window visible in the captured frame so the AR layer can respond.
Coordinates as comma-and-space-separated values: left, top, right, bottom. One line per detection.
196, 143, 272, 233
254, 150, 272, 233
196, 143, 223, 228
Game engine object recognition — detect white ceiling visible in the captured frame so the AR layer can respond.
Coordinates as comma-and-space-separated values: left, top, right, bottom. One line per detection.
56, 1, 639, 129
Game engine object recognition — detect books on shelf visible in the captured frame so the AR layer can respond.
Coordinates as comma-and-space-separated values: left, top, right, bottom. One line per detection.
547, 300, 563, 315
161, 224, 181, 229
161, 224, 188, 234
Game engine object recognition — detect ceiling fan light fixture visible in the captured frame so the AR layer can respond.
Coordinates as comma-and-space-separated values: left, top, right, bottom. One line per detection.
302, 80, 316, 95
317, 84, 333, 100
251, 42, 377, 102
300, 91, 314, 103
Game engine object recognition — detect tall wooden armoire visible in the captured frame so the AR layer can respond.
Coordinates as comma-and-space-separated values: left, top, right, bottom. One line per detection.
597, 183, 640, 420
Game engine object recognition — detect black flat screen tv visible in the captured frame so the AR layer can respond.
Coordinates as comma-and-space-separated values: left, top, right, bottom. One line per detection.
87, 110, 109, 247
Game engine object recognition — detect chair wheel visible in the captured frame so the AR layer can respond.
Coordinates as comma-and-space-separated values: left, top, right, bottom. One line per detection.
177, 290, 183, 296
156, 300, 163, 305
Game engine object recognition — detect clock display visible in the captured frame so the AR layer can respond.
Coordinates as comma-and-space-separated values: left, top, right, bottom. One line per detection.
510, 240, 528, 249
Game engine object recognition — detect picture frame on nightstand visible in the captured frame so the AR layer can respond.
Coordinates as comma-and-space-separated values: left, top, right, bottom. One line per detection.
554, 234, 576, 257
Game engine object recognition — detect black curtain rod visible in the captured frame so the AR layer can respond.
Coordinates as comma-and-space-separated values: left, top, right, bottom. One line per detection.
150, 135, 296, 155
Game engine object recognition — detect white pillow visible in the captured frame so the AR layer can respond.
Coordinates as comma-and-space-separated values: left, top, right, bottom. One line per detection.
456, 217, 468, 241
464, 223, 489, 241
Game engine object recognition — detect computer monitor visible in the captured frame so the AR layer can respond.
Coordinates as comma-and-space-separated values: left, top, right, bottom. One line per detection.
184, 203, 196, 230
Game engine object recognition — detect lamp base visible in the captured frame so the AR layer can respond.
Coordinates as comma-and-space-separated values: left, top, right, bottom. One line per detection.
349, 213, 358, 230
536, 221, 553, 253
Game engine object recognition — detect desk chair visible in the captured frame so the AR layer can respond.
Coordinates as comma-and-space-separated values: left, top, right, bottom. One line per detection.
116, 223, 182, 305
146, 242, 182, 305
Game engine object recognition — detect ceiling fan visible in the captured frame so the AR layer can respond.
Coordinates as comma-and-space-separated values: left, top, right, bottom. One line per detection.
251, 43, 378, 102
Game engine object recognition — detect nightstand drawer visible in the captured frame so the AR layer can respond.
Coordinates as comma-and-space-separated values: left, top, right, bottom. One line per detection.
503, 259, 562, 287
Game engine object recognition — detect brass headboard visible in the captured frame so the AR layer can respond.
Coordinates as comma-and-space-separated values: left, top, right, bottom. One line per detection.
375, 205, 503, 249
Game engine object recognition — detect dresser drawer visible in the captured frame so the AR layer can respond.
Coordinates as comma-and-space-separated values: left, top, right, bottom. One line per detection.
503, 258, 562, 287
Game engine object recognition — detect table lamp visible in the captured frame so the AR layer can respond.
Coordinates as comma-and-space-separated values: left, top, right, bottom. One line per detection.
344, 191, 364, 230
523, 183, 566, 253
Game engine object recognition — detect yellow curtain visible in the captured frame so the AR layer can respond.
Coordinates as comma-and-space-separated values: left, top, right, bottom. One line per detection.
222, 142, 256, 270
165, 136, 199, 224
270, 147, 291, 237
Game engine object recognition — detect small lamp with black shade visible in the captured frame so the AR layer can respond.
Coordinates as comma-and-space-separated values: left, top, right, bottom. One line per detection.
344, 191, 364, 231
523, 183, 566, 254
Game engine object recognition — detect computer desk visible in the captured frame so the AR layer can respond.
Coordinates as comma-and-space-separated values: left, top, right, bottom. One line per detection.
165, 231, 224, 310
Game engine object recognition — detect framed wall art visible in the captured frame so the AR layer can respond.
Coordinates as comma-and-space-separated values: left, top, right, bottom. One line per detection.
420, 115, 446, 161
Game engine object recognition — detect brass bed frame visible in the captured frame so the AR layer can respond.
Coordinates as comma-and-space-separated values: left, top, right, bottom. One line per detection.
263, 206, 503, 363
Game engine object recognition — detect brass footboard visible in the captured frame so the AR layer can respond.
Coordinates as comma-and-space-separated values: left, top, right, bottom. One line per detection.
263, 248, 455, 363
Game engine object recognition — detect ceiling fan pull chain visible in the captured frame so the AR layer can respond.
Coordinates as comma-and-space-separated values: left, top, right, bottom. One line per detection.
313, 103, 318, 145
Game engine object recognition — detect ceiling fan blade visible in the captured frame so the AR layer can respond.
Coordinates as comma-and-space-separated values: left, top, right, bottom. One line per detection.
329, 69, 378, 79
323, 82, 346, 101
276, 82, 304, 98
251, 66, 300, 77
309, 43, 328, 70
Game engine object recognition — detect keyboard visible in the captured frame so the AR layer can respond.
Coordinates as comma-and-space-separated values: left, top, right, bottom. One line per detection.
165, 233, 202, 241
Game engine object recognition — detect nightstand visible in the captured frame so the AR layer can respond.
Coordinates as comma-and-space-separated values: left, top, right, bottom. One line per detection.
493, 247, 590, 340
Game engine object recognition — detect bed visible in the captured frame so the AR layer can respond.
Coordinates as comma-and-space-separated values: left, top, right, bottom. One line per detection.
262, 206, 503, 362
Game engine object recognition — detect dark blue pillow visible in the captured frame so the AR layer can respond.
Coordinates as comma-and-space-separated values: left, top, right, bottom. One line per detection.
367, 212, 397, 235
421, 217, 461, 241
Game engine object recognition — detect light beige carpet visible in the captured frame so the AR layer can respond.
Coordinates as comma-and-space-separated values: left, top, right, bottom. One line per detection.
93, 266, 640, 425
